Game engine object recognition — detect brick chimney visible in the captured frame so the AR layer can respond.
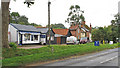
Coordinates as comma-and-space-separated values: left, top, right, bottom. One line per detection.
83, 21, 85, 25
81, 21, 85, 28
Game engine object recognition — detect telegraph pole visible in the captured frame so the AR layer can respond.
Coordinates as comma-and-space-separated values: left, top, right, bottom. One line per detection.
48, 1, 51, 46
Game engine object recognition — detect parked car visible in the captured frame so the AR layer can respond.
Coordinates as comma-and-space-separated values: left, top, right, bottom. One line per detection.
80, 37, 88, 44
66, 36, 79, 45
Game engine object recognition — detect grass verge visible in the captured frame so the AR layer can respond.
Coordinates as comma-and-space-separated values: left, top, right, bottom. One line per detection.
2, 43, 119, 66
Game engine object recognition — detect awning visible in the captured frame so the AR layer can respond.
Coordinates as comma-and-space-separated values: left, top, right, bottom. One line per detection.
19, 31, 40, 35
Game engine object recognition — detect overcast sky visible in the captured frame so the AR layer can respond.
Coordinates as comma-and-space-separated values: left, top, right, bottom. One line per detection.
9, 0, 120, 28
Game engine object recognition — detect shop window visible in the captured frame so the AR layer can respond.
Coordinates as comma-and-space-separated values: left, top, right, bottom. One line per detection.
40, 35, 46, 38
24, 34, 30, 41
34, 35, 38, 41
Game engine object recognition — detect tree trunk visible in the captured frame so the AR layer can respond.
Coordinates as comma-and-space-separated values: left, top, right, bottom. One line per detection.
2, 2, 10, 48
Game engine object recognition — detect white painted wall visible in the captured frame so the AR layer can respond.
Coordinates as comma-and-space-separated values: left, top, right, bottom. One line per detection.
81, 33, 85, 38
8, 24, 18, 43
22, 34, 40, 44
40, 34, 46, 45
89, 33, 92, 42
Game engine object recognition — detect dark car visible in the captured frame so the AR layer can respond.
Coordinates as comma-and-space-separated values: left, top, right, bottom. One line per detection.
80, 37, 88, 44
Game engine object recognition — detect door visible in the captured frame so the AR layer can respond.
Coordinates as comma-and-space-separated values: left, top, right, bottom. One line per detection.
19, 34, 22, 44
57, 37, 61, 44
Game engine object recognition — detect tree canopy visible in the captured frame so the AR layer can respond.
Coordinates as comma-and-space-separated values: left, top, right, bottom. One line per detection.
46, 23, 66, 29
10, 12, 42, 27
65, 5, 85, 26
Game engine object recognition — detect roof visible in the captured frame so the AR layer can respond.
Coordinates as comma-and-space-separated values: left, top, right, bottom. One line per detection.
70, 31, 76, 36
69, 25, 79, 30
84, 24, 90, 30
53, 29, 69, 36
36, 28, 48, 33
10, 23, 40, 32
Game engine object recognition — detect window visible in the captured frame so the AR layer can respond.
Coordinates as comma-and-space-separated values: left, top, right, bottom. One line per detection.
34, 35, 38, 41
82, 33, 84, 35
47, 36, 49, 40
40, 35, 46, 38
31, 35, 33, 41
24, 34, 30, 41
78, 29, 79, 33
51, 36, 54, 41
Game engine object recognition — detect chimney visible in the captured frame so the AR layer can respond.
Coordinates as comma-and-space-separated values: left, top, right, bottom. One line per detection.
84, 21, 85, 25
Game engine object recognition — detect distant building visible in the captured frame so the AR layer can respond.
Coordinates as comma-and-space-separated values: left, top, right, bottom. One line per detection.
69, 21, 92, 42
36, 27, 55, 45
52, 29, 72, 44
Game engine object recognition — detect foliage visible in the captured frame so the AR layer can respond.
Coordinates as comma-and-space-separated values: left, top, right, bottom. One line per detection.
2, 43, 119, 66
10, 12, 42, 27
9, 42, 17, 49
65, 5, 85, 26
92, 13, 120, 42
92, 25, 118, 42
46, 23, 66, 29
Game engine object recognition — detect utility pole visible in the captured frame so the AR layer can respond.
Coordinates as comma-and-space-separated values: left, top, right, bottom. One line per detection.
48, 1, 51, 46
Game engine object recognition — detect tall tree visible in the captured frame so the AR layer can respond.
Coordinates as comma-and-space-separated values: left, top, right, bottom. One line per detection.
10, 12, 20, 23
1, 0, 34, 48
2, 1, 10, 48
46, 23, 66, 29
65, 5, 85, 26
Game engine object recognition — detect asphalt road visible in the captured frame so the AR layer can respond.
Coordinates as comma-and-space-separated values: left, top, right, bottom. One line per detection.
40, 48, 119, 66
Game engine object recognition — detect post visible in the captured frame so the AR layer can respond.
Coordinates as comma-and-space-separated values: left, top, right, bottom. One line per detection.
48, 1, 51, 46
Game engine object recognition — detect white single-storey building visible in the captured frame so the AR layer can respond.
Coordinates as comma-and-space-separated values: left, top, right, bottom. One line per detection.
8, 23, 41, 45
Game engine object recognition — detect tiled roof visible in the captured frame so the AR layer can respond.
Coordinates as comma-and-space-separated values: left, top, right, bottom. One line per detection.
53, 29, 69, 36
84, 24, 90, 30
70, 31, 76, 36
69, 25, 79, 30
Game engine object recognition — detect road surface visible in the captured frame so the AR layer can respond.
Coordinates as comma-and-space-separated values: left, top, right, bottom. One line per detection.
39, 48, 119, 67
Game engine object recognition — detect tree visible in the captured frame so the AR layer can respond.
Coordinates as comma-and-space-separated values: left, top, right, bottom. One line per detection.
46, 23, 66, 29
10, 12, 20, 24
1, 0, 34, 48
65, 5, 85, 26
2, 2, 10, 48
17, 16, 29, 25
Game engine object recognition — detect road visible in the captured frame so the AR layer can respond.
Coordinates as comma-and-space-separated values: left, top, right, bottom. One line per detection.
39, 48, 119, 67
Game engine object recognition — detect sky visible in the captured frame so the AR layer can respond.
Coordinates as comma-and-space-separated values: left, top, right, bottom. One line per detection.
9, 0, 120, 28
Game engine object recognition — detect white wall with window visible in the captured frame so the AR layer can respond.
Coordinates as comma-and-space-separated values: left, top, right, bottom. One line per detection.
81, 33, 85, 38
19, 32, 40, 44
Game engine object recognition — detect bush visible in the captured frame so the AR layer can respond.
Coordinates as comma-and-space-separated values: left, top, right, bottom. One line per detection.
9, 42, 17, 49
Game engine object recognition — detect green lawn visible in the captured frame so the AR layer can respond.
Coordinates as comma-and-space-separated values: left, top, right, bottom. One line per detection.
2, 43, 119, 66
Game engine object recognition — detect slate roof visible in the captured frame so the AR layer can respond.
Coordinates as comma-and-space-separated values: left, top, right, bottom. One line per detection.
36, 27, 48, 33
53, 29, 69, 36
10, 23, 40, 32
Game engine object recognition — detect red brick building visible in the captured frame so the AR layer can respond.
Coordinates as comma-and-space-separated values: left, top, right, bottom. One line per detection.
69, 21, 92, 41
